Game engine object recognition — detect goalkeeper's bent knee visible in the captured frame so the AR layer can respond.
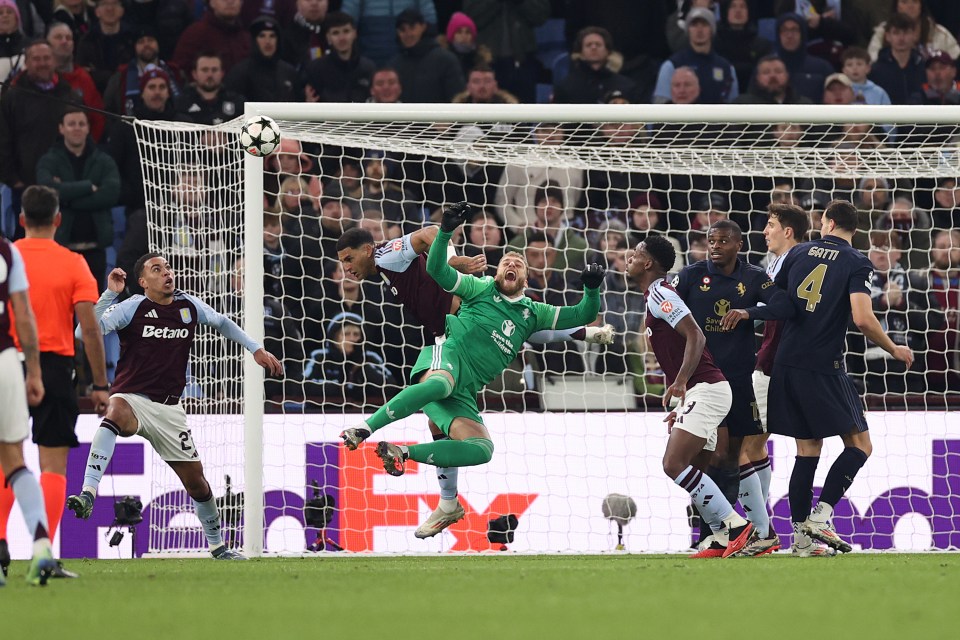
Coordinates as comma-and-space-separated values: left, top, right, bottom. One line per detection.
464, 437, 494, 464
424, 373, 454, 399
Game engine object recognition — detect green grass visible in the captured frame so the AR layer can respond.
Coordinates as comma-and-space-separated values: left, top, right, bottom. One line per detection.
3, 555, 957, 639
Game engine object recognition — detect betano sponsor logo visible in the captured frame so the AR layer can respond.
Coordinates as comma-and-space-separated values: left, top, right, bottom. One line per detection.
142, 325, 189, 339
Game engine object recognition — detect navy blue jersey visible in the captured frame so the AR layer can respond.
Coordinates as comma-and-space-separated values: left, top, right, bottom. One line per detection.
674, 258, 779, 382
773, 235, 873, 374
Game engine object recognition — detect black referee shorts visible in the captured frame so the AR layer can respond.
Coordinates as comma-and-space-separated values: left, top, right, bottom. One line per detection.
768, 363, 868, 440
31, 352, 80, 448
722, 378, 763, 437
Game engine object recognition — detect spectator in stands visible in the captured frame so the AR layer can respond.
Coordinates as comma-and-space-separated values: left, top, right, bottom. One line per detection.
443, 11, 491, 79
107, 64, 175, 213
281, 0, 329, 69
496, 124, 584, 232
463, 207, 505, 267
554, 26, 637, 104
668, 66, 701, 104
625, 194, 684, 272
76, 0, 135, 94
265, 138, 315, 208
389, 8, 464, 103
35, 108, 120, 289
121, 0, 192, 62
853, 176, 892, 249
868, 0, 960, 61
878, 194, 932, 270
734, 54, 812, 104
0, 40, 78, 231
48, 22, 106, 142
925, 228, 960, 391
452, 65, 518, 104
103, 25, 180, 117
715, 0, 773, 94
821, 71, 856, 104
226, 16, 300, 103
931, 177, 960, 228
868, 13, 926, 105
312, 259, 390, 356
841, 46, 892, 104
367, 67, 402, 103
505, 181, 588, 274
263, 210, 304, 306
0, 0, 26, 85
654, 7, 739, 104
910, 49, 960, 104
688, 192, 730, 236
665, 0, 714, 53
53, 0, 93, 42
463, 0, 548, 104
774, 13, 833, 103
342, 0, 435, 67
598, 236, 646, 377
302, 12, 374, 103
687, 230, 708, 262
174, 52, 245, 125
792, 0, 856, 50
277, 175, 322, 257
173, 0, 250, 75
240, 0, 297, 27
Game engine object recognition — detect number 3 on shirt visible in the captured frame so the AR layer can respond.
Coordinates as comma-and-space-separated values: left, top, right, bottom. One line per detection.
797, 264, 828, 312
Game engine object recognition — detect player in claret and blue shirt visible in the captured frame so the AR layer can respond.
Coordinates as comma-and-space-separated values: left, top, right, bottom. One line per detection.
66, 253, 283, 559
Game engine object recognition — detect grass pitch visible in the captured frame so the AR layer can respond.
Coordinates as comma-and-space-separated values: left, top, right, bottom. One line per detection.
3, 554, 957, 639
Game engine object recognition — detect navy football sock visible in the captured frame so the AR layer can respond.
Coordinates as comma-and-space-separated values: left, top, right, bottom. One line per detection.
789, 456, 820, 524
819, 447, 869, 507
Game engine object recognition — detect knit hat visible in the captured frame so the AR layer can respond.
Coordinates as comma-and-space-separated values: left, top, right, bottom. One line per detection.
0, 0, 21, 26
395, 8, 425, 28
250, 15, 280, 37
134, 24, 159, 43
445, 11, 476, 43
685, 7, 716, 34
139, 64, 170, 93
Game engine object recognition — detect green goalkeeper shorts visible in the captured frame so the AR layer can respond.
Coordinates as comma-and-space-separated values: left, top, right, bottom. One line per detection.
411, 341, 484, 434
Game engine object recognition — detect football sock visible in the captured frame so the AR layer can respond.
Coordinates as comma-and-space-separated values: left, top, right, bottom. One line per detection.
527, 327, 584, 343
406, 437, 494, 467
83, 420, 120, 496
7, 467, 48, 542
0, 482, 14, 539
738, 463, 769, 538
708, 464, 740, 508
366, 375, 452, 432
753, 456, 772, 504
431, 434, 459, 504
40, 472, 67, 542
818, 447, 869, 508
674, 465, 733, 535
789, 456, 820, 524
193, 493, 223, 550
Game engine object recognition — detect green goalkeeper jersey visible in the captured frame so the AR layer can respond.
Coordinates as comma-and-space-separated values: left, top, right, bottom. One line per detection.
427, 228, 601, 387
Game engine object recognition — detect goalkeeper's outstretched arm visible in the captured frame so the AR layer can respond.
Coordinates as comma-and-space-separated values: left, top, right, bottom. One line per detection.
553, 264, 604, 330
426, 202, 473, 291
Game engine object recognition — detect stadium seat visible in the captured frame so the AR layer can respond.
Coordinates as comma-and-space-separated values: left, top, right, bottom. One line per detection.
551, 53, 571, 85
534, 18, 568, 73
758, 17, 777, 43
536, 83, 553, 103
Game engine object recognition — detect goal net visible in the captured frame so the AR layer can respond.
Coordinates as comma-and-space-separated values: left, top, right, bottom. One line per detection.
135, 104, 960, 555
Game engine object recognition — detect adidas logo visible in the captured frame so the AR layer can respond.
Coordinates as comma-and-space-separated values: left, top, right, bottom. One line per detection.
145, 309, 159, 318
88, 464, 101, 471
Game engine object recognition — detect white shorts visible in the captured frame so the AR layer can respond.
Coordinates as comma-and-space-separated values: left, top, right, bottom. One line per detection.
673, 380, 732, 453
752, 370, 770, 433
0, 348, 29, 443
114, 393, 199, 462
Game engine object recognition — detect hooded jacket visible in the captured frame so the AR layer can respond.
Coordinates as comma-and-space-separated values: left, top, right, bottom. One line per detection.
224, 26, 300, 103
106, 98, 176, 210
388, 35, 464, 103
774, 13, 834, 102
172, 10, 250, 75
302, 46, 376, 103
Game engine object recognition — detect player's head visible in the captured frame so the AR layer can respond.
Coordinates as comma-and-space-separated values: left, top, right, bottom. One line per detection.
494, 251, 527, 296
626, 235, 675, 280
706, 219, 742, 268
20, 184, 60, 228
822, 199, 859, 236
135, 252, 175, 296
336, 227, 377, 279
765, 203, 810, 254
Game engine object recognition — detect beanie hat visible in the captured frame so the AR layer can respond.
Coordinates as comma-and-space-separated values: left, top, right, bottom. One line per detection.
445, 12, 477, 43
139, 64, 170, 93
250, 15, 280, 37
0, 0, 21, 26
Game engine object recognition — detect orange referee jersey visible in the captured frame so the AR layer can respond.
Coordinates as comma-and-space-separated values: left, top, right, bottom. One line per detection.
10, 238, 99, 357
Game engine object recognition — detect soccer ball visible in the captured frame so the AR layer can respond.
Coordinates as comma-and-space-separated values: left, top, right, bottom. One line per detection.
239, 115, 281, 157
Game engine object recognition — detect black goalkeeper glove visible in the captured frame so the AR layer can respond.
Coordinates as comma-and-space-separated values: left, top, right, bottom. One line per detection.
581, 263, 606, 289
440, 201, 472, 232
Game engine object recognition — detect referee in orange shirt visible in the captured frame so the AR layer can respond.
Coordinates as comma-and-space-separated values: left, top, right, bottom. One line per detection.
0, 186, 108, 579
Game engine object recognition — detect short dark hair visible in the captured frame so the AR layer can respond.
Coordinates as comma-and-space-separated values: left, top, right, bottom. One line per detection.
841, 46, 870, 65
524, 230, 549, 246
708, 219, 742, 239
824, 199, 859, 232
20, 185, 59, 227
469, 64, 495, 77
134, 252, 163, 279
573, 26, 612, 55
534, 180, 564, 207
336, 227, 375, 252
885, 12, 918, 32
193, 51, 222, 70
325, 11, 355, 30
60, 106, 86, 124
644, 234, 676, 272
767, 203, 810, 241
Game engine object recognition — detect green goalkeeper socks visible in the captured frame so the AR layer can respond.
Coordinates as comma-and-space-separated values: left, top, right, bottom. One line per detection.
407, 437, 494, 467
366, 375, 453, 432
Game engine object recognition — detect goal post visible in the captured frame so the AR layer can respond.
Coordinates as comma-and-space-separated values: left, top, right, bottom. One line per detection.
135, 104, 960, 556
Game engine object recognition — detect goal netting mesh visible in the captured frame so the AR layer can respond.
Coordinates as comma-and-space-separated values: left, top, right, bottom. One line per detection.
135, 104, 960, 554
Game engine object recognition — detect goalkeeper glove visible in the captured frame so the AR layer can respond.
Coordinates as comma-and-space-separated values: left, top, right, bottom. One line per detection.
441, 201, 472, 232
581, 263, 606, 289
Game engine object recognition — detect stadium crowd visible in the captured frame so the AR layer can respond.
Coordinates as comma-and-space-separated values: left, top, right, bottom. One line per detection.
1, 0, 960, 410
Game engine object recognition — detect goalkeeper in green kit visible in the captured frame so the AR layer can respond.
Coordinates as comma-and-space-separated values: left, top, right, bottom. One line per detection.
341, 201, 605, 476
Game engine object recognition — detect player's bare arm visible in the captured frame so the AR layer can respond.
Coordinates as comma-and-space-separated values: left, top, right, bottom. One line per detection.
9, 290, 44, 406
411, 223, 486, 275
663, 314, 707, 411
107, 267, 126, 293
850, 291, 915, 367
76, 300, 110, 415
